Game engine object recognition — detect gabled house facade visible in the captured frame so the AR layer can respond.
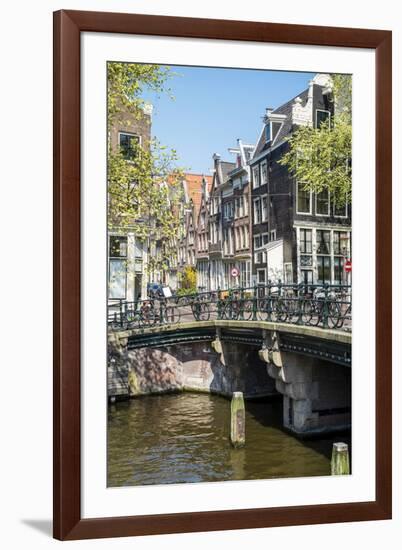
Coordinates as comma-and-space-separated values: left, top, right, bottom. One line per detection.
250, 74, 351, 286
226, 140, 255, 288
220, 156, 237, 289
195, 176, 212, 291
207, 154, 225, 290
174, 174, 212, 290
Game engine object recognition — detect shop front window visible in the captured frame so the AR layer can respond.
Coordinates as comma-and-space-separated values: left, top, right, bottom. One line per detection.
317, 255, 331, 285
109, 236, 127, 299
334, 256, 345, 285
316, 230, 331, 255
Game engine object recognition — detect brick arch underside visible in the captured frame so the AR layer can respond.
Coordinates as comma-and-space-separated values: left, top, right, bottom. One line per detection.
111, 340, 278, 398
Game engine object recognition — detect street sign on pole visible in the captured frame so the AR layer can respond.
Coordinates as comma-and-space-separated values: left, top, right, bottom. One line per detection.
344, 260, 352, 273
231, 267, 240, 278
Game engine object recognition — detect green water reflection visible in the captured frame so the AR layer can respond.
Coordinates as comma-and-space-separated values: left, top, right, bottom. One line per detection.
108, 393, 350, 487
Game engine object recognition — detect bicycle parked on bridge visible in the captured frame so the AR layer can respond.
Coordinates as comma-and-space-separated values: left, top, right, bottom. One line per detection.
256, 285, 298, 323
109, 296, 181, 329
297, 286, 351, 329
190, 293, 211, 321
108, 283, 351, 332
108, 299, 157, 329
219, 289, 254, 321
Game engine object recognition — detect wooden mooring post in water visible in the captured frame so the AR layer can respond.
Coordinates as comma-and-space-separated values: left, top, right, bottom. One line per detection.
230, 392, 245, 448
331, 442, 350, 475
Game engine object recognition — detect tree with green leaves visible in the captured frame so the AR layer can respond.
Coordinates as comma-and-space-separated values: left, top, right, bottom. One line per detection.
107, 62, 186, 275
177, 266, 197, 295
108, 62, 173, 128
279, 75, 352, 207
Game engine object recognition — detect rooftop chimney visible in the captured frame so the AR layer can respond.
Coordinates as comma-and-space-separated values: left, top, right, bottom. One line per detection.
263, 107, 274, 123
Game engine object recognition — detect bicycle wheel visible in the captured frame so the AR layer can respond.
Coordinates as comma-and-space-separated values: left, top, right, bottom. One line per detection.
301, 299, 314, 324
276, 299, 288, 322
191, 301, 200, 320
307, 301, 322, 326
165, 305, 180, 324
257, 298, 269, 321
139, 303, 157, 327
241, 299, 254, 320
197, 302, 210, 321
228, 301, 240, 320
219, 301, 230, 320
328, 301, 341, 329
340, 304, 351, 330
125, 308, 140, 329
285, 296, 300, 323
177, 296, 189, 308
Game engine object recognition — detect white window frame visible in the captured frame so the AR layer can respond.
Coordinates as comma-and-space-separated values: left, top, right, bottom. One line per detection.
235, 227, 240, 250
315, 109, 331, 129
254, 235, 262, 250
261, 194, 268, 222
257, 268, 267, 284
296, 182, 312, 215
283, 262, 293, 284
315, 189, 331, 217
261, 160, 268, 185
253, 197, 262, 225
333, 200, 349, 219
252, 165, 260, 189
270, 229, 277, 241
254, 250, 266, 265
118, 131, 142, 146
239, 196, 244, 218
108, 235, 128, 300
118, 132, 141, 161
224, 202, 233, 220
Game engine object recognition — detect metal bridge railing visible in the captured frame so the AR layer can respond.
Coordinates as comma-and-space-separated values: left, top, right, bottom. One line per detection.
107, 282, 352, 333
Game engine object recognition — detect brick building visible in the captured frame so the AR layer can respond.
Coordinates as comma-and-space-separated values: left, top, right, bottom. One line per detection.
108, 103, 153, 302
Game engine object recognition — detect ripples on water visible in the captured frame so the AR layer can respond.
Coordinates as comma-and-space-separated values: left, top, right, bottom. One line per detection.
107, 393, 350, 487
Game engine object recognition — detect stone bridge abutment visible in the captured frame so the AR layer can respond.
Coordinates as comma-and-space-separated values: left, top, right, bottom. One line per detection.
108, 321, 351, 436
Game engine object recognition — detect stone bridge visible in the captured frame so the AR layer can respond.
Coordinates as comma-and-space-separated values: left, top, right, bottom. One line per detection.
108, 319, 351, 436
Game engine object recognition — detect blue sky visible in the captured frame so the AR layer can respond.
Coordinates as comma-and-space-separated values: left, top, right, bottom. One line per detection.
143, 66, 315, 174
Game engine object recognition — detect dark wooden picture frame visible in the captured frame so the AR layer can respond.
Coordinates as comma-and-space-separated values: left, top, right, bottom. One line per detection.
53, 9, 392, 540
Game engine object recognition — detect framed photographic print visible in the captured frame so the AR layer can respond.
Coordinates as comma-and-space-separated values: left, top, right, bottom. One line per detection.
53, 10, 392, 540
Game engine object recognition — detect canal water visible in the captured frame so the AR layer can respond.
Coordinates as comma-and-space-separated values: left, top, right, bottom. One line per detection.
108, 393, 351, 487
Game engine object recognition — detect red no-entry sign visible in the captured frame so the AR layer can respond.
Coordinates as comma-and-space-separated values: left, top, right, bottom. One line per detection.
344, 260, 352, 273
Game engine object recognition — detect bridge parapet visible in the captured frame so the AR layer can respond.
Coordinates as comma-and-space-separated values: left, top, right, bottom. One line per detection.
109, 319, 351, 367
108, 283, 352, 333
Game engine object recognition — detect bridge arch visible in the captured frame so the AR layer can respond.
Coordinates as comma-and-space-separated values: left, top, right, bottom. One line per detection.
108, 320, 351, 435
